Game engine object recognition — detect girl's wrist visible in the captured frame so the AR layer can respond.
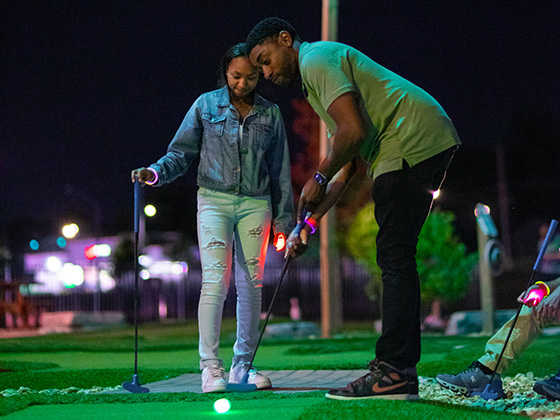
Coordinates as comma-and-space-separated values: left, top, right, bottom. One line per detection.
145, 167, 159, 185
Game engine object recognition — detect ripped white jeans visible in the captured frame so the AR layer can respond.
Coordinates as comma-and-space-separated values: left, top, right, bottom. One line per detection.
197, 187, 271, 369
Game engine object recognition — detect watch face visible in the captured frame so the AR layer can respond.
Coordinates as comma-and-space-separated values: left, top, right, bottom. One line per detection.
314, 172, 327, 185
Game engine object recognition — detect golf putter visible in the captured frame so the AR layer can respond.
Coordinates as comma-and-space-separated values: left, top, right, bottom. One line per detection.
122, 176, 150, 393
473, 219, 558, 400
226, 215, 309, 392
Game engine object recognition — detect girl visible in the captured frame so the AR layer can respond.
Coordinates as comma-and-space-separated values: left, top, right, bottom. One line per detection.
132, 43, 293, 392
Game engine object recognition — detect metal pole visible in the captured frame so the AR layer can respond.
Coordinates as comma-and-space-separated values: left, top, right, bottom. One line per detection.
319, 0, 342, 338
496, 144, 512, 268
477, 223, 494, 335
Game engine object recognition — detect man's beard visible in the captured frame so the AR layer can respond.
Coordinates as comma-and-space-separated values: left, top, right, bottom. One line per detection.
275, 51, 298, 86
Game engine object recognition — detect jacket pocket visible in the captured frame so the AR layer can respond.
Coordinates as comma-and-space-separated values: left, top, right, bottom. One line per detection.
202, 114, 226, 137
253, 123, 274, 149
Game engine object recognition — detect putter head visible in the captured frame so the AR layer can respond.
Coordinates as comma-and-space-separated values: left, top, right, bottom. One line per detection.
225, 371, 257, 392
225, 382, 258, 392
122, 374, 150, 393
472, 380, 505, 400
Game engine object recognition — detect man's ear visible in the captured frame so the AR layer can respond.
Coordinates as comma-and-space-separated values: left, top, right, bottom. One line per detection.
278, 30, 293, 47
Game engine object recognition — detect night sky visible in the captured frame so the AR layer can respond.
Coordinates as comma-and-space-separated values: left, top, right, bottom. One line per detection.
2, 1, 559, 259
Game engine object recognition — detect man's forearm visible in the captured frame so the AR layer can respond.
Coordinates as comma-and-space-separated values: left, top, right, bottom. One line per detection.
317, 92, 369, 181
317, 130, 365, 181
311, 159, 357, 221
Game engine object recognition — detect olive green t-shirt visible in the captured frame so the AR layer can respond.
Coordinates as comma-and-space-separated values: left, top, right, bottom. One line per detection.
298, 41, 461, 179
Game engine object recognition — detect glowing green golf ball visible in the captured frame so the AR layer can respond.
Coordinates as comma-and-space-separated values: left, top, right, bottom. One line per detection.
213, 398, 231, 414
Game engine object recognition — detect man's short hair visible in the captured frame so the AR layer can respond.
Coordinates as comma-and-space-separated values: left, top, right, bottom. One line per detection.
246, 17, 301, 54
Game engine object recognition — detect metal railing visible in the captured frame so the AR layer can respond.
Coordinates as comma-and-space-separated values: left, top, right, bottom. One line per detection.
23, 258, 378, 323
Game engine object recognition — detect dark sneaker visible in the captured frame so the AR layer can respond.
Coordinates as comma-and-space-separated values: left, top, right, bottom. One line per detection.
436, 361, 504, 397
326, 359, 419, 400
534, 369, 560, 401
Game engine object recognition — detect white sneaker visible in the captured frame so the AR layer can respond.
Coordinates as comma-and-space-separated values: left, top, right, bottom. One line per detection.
201, 362, 226, 393
228, 363, 272, 389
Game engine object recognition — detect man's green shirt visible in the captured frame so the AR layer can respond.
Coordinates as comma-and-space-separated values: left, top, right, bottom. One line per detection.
299, 41, 461, 179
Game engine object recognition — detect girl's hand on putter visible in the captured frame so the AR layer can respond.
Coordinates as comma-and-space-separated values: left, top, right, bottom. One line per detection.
131, 168, 155, 184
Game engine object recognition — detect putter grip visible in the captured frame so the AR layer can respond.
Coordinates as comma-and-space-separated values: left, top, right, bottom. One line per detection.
134, 180, 142, 233
293, 221, 305, 237
533, 219, 558, 271
292, 210, 312, 237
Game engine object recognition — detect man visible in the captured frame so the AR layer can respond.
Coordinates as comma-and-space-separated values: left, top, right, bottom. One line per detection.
246, 17, 460, 400
437, 278, 560, 401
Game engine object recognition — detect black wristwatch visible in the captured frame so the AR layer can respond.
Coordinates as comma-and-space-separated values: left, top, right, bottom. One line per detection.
313, 171, 329, 186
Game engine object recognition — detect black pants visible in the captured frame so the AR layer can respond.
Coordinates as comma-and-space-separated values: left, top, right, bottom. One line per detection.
373, 146, 457, 369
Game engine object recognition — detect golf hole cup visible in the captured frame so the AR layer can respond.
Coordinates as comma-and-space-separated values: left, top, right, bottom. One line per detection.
213, 398, 231, 414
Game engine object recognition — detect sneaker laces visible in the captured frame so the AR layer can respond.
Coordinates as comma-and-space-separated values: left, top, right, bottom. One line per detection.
457, 361, 483, 375
350, 360, 379, 388
208, 363, 225, 378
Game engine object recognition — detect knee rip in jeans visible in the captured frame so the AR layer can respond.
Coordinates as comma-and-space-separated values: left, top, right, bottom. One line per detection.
247, 225, 264, 238
207, 261, 227, 273
245, 257, 260, 268
200, 224, 212, 233
246, 273, 263, 285
205, 237, 226, 250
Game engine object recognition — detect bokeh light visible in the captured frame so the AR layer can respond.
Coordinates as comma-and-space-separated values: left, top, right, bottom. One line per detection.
46, 256, 62, 272
62, 223, 79, 239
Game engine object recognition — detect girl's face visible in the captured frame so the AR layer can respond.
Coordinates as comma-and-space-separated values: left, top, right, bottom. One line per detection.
226, 57, 259, 99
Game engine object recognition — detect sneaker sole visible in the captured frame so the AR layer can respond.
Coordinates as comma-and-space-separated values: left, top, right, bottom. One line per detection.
202, 386, 227, 393
535, 384, 560, 401
436, 377, 469, 395
325, 392, 419, 401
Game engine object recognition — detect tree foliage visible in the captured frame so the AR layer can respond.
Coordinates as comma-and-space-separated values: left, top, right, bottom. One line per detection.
346, 204, 477, 305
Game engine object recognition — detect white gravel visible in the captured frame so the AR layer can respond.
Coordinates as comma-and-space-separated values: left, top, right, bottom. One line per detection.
421, 373, 560, 419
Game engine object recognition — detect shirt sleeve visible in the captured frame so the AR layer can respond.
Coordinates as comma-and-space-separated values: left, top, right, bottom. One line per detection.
302, 47, 356, 112
149, 97, 203, 186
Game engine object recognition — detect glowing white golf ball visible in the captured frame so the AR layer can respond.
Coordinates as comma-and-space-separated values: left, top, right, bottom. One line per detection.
213, 398, 231, 414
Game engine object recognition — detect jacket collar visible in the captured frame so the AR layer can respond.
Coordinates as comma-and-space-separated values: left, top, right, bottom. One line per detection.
216, 85, 267, 115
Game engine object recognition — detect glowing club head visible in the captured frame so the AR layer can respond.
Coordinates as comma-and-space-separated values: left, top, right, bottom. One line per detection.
523, 288, 545, 306
275, 232, 286, 252
213, 398, 231, 414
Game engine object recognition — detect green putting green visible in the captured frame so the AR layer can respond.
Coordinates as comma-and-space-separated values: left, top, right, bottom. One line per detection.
1, 397, 522, 420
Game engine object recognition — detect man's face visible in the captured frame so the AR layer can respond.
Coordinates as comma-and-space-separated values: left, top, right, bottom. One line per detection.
249, 34, 298, 87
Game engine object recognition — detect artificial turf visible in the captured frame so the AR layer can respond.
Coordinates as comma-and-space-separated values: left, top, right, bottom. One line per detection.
1, 319, 557, 418
1, 397, 525, 420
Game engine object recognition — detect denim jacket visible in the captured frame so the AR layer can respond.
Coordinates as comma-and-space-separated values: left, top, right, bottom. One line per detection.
149, 86, 294, 235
